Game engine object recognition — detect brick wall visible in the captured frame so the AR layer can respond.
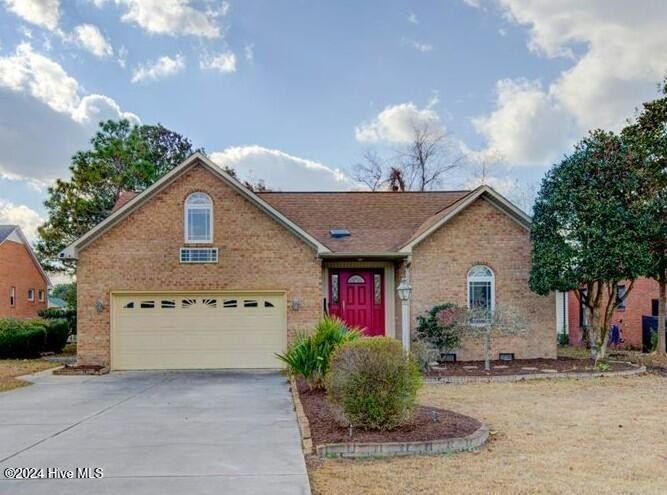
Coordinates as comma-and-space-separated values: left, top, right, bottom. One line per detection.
567, 278, 660, 350
0, 240, 48, 318
408, 198, 557, 361
76, 162, 322, 366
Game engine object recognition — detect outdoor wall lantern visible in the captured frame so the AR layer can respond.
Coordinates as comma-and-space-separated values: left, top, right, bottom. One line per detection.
95, 299, 105, 313
397, 277, 412, 351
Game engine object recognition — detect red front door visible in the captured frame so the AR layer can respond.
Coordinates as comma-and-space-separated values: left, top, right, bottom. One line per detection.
329, 270, 384, 336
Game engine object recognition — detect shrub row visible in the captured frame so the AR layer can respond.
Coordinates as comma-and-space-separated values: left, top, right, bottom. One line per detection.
0, 318, 70, 359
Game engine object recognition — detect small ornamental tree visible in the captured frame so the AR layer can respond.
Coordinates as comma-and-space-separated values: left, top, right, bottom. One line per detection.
529, 130, 651, 361
460, 306, 528, 371
415, 303, 464, 362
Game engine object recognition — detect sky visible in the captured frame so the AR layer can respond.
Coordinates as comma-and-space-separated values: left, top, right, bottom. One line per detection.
1, 0, 667, 242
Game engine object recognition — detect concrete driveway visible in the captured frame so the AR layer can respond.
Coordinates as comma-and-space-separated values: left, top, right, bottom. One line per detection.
0, 371, 310, 495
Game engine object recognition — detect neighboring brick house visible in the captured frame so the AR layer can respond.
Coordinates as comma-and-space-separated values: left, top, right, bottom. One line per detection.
0, 225, 50, 318
565, 279, 662, 350
61, 153, 557, 370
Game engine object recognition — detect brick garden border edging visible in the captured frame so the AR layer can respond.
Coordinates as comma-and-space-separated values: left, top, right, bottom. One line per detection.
288, 377, 489, 459
424, 363, 646, 384
315, 423, 489, 458
289, 377, 314, 455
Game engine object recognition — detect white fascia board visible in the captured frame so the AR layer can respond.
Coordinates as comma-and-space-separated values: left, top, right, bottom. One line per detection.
398, 185, 532, 253
61, 153, 330, 259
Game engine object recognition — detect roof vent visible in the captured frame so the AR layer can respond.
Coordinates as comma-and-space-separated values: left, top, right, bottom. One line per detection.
329, 228, 351, 238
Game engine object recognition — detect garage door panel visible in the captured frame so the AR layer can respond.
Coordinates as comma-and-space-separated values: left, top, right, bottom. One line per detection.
112, 293, 286, 370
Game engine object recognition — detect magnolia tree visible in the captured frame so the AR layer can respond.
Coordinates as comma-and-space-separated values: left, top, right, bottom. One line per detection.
622, 84, 667, 355
529, 131, 651, 361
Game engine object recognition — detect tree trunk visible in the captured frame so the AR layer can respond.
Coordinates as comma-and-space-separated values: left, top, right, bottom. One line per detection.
483, 331, 491, 371
658, 277, 666, 355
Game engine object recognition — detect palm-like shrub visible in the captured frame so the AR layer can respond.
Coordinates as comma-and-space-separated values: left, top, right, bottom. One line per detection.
326, 337, 422, 430
276, 316, 361, 388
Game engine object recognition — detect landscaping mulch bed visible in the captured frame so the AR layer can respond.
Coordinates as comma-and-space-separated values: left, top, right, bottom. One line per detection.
295, 377, 481, 445
425, 357, 637, 377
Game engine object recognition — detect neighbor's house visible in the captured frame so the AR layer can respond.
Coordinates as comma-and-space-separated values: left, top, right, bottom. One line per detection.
563, 279, 662, 350
61, 153, 556, 370
0, 225, 50, 318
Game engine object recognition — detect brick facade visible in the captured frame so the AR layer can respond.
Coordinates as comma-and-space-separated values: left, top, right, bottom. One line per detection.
76, 163, 322, 366
0, 239, 48, 318
567, 278, 661, 350
407, 198, 556, 360
76, 162, 555, 366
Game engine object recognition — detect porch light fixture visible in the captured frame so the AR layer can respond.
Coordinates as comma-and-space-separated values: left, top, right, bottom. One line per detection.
397, 278, 412, 302
397, 277, 412, 351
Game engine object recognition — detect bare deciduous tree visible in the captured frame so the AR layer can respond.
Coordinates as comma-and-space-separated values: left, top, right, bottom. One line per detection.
352, 121, 465, 191
352, 150, 385, 191
398, 122, 465, 191
462, 305, 529, 371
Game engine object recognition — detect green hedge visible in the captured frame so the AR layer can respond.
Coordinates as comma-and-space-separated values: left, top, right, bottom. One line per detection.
0, 318, 71, 358
44, 319, 69, 353
38, 307, 77, 336
0, 319, 47, 359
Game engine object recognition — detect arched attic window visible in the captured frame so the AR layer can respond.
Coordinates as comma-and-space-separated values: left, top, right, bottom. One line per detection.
184, 192, 213, 243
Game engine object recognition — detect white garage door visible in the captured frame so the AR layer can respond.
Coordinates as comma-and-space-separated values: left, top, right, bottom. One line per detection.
111, 292, 286, 370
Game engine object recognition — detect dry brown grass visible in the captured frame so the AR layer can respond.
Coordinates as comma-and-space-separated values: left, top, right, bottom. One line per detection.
308, 375, 667, 494
0, 359, 59, 392
559, 344, 667, 371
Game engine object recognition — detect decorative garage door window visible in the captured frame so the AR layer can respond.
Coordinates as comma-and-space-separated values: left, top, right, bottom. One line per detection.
121, 297, 277, 311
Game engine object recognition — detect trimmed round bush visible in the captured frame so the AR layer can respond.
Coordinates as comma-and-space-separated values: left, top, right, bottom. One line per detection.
0, 319, 47, 359
326, 337, 422, 430
44, 318, 70, 353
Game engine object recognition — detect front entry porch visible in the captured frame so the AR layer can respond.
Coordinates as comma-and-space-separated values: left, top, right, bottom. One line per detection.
322, 260, 400, 338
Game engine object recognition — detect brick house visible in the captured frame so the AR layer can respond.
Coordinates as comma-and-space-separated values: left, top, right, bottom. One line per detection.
61, 153, 556, 370
0, 225, 50, 318
564, 278, 662, 350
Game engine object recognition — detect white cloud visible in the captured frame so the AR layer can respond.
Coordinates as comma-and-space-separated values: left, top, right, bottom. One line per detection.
71, 94, 140, 125
407, 12, 418, 24
355, 102, 442, 143
0, 199, 44, 241
0, 43, 137, 180
244, 43, 254, 63
472, 79, 574, 165
131, 54, 185, 83
200, 51, 236, 73
116, 0, 222, 38
209, 146, 355, 191
404, 39, 433, 52
71, 24, 113, 57
2, 0, 60, 30
0, 42, 79, 113
472, 0, 667, 166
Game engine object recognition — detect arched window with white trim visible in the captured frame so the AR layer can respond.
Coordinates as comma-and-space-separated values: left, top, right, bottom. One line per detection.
184, 192, 213, 243
467, 265, 495, 320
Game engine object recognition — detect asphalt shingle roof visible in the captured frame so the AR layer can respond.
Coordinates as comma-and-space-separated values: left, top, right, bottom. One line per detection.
0, 225, 17, 243
258, 191, 471, 252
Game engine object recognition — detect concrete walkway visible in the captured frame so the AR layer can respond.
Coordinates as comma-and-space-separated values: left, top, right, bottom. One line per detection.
0, 371, 310, 494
